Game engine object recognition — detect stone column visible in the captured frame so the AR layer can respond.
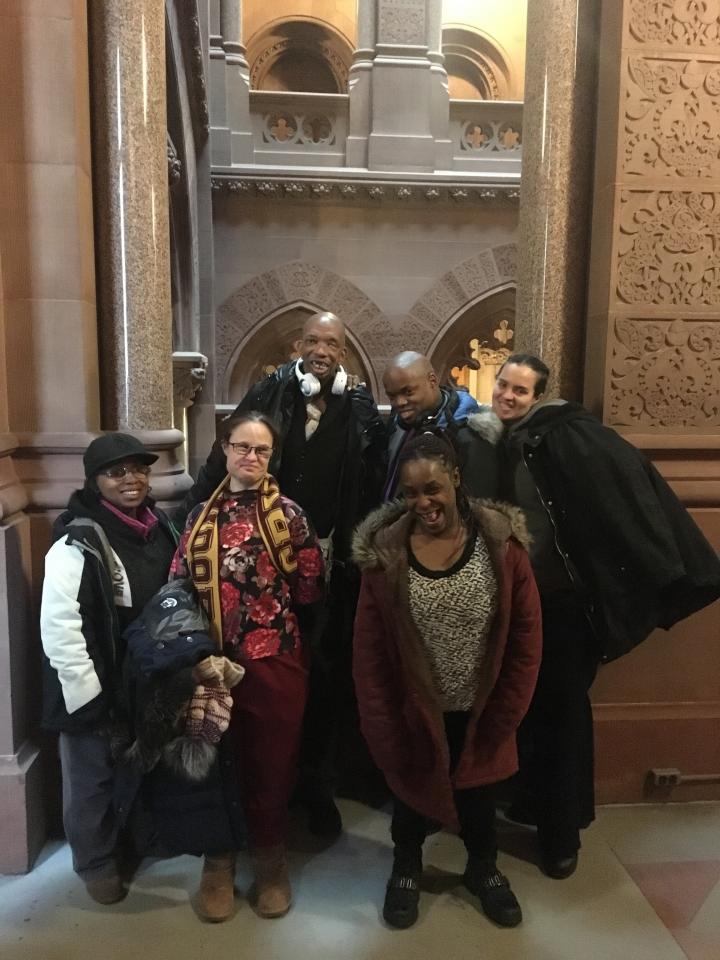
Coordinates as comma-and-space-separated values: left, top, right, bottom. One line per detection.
346, 0, 376, 167
208, 0, 253, 165
514, 0, 600, 399
0, 0, 102, 872
426, 0, 452, 169
366, 0, 449, 172
220, 0, 253, 164
88, 0, 189, 503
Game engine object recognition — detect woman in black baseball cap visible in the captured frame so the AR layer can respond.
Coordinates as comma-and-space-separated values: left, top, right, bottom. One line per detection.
39, 433, 177, 905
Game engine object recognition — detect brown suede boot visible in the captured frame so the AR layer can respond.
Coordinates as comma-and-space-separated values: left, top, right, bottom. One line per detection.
250, 845, 291, 918
196, 853, 236, 922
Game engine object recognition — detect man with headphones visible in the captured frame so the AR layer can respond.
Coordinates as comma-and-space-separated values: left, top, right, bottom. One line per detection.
178, 311, 387, 837
383, 352, 501, 501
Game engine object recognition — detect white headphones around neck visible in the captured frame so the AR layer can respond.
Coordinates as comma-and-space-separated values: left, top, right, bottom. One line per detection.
295, 358, 348, 398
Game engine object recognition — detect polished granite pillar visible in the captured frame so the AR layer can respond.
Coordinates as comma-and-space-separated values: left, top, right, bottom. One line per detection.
514, 0, 600, 399
89, 0, 173, 432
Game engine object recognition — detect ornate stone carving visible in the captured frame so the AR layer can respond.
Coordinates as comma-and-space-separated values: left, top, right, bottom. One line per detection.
167, 133, 182, 185
609, 316, 720, 426
625, 57, 720, 178
210, 176, 522, 206
177, 7, 209, 138
172, 352, 208, 408
251, 40, 349, 91
215, 261, 385, 394
263, 111, 337, 147
616, 190, 720, 306
409, 245, 518, 331
461, 121, 522, 153
629, 1, 720, 47
377, 0, 426, 46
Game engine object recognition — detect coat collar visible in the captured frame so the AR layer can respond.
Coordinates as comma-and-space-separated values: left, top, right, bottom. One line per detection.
352, 498, 531, 572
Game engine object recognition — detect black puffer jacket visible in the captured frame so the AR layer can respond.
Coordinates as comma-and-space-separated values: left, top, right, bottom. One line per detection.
177, 361, 387, 563
40, 490, 177, 732
497, 401, 720, 661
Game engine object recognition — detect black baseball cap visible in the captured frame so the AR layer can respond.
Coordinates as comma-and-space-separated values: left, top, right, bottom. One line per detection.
83, 433, 158, 479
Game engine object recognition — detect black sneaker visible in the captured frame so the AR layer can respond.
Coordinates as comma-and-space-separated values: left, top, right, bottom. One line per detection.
463, 861, 522, 927
383, 874, 421, 929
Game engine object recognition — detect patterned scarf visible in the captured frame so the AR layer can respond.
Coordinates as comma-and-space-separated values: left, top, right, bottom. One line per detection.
185, 474, 297, 649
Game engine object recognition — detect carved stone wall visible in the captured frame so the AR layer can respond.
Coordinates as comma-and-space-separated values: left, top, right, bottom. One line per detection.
586, 1, 720, 430
215, 245, 517, 402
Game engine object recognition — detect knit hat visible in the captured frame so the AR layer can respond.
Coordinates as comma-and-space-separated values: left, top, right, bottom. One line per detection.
83, 433, 158, 479
182, 656, 245, 744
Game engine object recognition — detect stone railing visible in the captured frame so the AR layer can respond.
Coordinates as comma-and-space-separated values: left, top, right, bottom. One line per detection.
250, 91, 349, 166
449, 99, 523, 173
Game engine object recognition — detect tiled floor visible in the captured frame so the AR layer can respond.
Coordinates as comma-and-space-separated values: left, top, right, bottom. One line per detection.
1, 800, 718, 960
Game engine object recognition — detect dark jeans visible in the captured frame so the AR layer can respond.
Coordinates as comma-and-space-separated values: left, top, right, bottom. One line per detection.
59, 731, 121, 882
391, 712, 497, 869
514, 593, 599, 858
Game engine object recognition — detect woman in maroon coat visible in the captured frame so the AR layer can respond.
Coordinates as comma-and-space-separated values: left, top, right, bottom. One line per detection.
352, 432, 541, 930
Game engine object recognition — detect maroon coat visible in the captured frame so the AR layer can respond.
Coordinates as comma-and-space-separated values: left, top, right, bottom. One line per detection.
352, 500, 542, 829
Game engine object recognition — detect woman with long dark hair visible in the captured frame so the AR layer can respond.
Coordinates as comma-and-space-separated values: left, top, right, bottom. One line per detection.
171, 410, 324, 922
352, 432, 541, 929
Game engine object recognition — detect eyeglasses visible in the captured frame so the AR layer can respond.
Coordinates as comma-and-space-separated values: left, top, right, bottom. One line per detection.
223, 441, 273, 459
101, 463, 152, 479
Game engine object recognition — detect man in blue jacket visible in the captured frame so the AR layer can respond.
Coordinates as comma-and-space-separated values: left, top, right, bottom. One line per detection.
383, 351, 501, 500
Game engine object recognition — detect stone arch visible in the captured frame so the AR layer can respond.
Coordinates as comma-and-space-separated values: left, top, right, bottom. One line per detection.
406, 242, 518, 353
247, 18, 354, 93
216, 261, 386, 400
442, 25, 514, 100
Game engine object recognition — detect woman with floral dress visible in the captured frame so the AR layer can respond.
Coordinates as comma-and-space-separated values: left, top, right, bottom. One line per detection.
171, 411, 324, 922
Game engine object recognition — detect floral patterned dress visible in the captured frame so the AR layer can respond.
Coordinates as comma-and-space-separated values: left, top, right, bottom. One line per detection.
171, 488, 324, 662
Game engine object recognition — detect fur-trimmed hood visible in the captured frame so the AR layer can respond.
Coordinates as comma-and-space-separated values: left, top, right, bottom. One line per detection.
352, 497, 531, 572
466, 405, 504, 446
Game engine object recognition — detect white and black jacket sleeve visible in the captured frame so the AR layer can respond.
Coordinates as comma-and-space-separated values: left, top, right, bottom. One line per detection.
40, 538, 103, 714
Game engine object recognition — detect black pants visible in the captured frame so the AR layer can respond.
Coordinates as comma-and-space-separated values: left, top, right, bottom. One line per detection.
391, 712, 497, 868
514, 593, 599, 858
299, 570, 382, 803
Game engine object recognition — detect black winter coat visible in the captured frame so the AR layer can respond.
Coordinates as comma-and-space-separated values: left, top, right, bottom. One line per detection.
40, 491, 178, 733
499, 401, 720, 661
177, 361, 388, 564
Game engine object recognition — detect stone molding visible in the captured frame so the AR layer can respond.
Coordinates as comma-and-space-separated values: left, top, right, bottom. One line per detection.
176, 0, 209, 138
211, 174, 520, 205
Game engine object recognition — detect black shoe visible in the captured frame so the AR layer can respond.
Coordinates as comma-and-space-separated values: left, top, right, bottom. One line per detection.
463, 861, 522, 928
383, 874, 420, 929
306, 796, 343, 838
541, 853, 578, 879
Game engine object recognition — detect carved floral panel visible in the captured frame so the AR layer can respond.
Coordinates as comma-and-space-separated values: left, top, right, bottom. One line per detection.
378, 0, 426, 45
616, 190, 720, 306
629, 1, 720, 47
609, 316, 720, 426
625, 57, 720, 177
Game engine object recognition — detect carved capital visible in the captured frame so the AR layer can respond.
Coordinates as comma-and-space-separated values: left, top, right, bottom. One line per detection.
172, 352, 209, 409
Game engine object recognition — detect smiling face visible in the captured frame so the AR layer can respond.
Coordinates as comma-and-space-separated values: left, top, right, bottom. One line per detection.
299, 314, 346, 385
222, 419, 274, 491
95, 460, 151, 516
399, 457, 461, 537
492, 362, 543, 423
383, 365, 441, 425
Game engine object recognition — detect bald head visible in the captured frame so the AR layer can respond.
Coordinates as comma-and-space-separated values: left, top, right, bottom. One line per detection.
299, 311, 347, 385
383, 351, 441, 424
